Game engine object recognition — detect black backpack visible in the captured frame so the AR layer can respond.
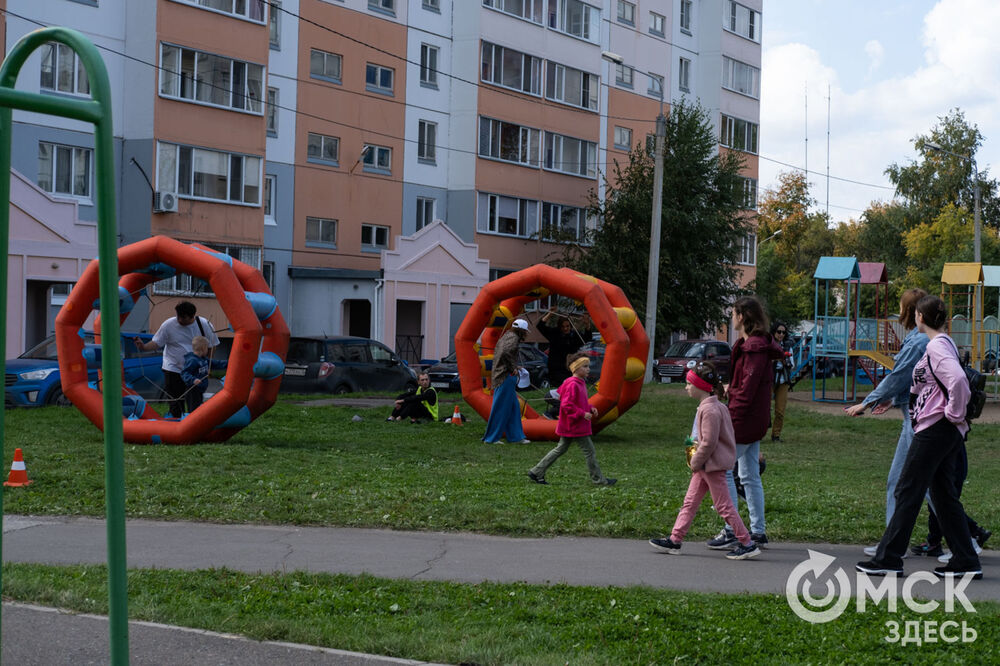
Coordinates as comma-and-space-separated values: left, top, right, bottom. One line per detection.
927, 341, 987, 423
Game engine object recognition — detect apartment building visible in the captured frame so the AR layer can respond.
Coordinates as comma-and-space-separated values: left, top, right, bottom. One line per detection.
2, 0, 761, 362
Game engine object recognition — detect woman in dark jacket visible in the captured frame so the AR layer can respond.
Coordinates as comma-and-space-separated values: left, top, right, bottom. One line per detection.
707, 295, 784, 550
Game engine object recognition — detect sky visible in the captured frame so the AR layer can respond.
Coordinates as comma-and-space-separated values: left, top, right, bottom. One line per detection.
760, 0, 1000, 224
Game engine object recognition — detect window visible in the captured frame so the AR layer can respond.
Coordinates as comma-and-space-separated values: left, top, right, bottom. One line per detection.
740, 177, 758, 209
420, 44, 439, 87
481, 42, 542, 96
722, 56, 760, 98
156, 142, 262, 205
159, 44, 264, 113
613, 126, 632, 150
545, 61, 598, 110
544, 132, 597, 178
416, 197, 435, 230
263, 174, 276, 223
479, 193, 537, 237
678, 57, 691, 92
738, 232, 756, 265
617, 1, 634, 25
548, 0, 600, 42
541, 202, 585, 241
266, 87, 278, 136
483, 0, 544, 23
479, 116, 540, 167
649, 11, 665, 36
40, 42, 90, 95
365, 63, 394, 94
727, 1, 761, 42
306, 216, 337, 246
418, 120, 437, 163
615, 63, 634, 88
269, 0, 281, 48
307, 132, 339, 165
648, 73, 664, 98
262, 261, 275, 290
362, 144, 392, 173
423, 0, 440, 9
175, 0, 265, 22
361, 224, 390, 250
38, 142, 92, 198
679, 0, 692, 32
368, 0, 394, 14
720, 114, 758, 154
310, 49, 342, 83
154, 243, 262, 295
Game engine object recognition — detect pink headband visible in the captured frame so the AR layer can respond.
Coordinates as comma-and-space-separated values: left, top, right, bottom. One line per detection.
686, 370, 714, 394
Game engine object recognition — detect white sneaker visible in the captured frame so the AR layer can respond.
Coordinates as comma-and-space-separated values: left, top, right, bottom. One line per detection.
937, 539, 983, 563
863, 544, 909, 558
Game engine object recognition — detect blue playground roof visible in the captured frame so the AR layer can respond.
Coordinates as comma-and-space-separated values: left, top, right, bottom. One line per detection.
813, 256, 860, 281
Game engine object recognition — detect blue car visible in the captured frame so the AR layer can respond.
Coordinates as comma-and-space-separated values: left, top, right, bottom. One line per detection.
5, 332, 165, 407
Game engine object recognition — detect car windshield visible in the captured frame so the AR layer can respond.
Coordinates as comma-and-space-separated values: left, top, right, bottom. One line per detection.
664, 342, 705, 358
19, 336, 63, 360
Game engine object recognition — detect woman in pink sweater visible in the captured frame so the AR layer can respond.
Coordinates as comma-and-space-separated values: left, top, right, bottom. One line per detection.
649, 362, 760, 560
527, 352, 615, 486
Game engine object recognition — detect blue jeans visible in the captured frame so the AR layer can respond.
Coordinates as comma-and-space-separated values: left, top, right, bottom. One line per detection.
885, 407, 933, 527
725, 440, 765, 535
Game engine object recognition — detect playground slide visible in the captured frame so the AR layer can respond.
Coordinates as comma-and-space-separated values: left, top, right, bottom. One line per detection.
848, 349, 895, 371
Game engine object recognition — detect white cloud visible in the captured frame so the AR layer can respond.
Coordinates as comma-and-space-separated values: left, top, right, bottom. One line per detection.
864, 40, 884, 78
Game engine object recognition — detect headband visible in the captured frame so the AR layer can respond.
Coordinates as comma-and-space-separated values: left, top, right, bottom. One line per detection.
686, 369, 715, 394
569, 357, 589, 374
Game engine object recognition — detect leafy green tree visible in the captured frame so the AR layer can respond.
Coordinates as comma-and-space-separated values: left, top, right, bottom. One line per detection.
577, 101, 750, 346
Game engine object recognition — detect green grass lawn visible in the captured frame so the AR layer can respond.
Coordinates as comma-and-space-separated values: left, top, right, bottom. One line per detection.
3, 383, 997, 544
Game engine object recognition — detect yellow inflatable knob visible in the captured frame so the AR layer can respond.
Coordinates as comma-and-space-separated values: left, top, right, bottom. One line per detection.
614, 307, 637, 330
574, 272, 598, 284
597, 407, 619, 425
624, 357, 645, 382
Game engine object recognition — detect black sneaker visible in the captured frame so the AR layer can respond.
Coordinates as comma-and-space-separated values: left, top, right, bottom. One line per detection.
649, 537, 681, 554
933, 562, 983, 580
726, 542, 760, 560
856, 559, 903, 576
771, 435, 781, 442
910, 541, 944, 557
750, 533, 769, 548
974, 527, 992, 549
707, 529, 737, 550
598, 477, 617, 486
526, 471, 548, 485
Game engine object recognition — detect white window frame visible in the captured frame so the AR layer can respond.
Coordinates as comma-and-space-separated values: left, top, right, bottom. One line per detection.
739, 232, 756, 265
543, 131, 597, 178
361, 223, 390, 251
40, 42, 90, 96
483, 0, 544, 23
263, 174, 276, 225
478, 116, 541, 168
617, 0, 635, 25
649, 11, 665, 36
722, 56, 760, 98
156, 141, 262, 206
368, 0, 395, 15
679, 0, 692, 32
307, 132, 340, 165
545, 61, 599, 111
481, 42, 543, 96
172, 0, 266, 23
266, 87, 278, 136
423, 0, 440, 9
613, 126, 632, 150
720, 114, 759, 154
479, 192, 537, 238
262, 261, 275, 290
305, 216, 337, 247
541, 202, 585, 241
269, 1, 281, 48
159, 43, 265, 114
310, 49, 342, 83
726, 1, 761, 42
648, 72, 664, 98
420, 43, 439, 87
362, 144, 392, 173
416, 197, 435, 230
615, 63, 634, 88
678, 57, 691, 92
365, 63, 395, 95
154, 243, 262, 295
740, 177, 758, 209
418, 120, 437, 163
548, 0, 601, 42
38, 142, 92, 200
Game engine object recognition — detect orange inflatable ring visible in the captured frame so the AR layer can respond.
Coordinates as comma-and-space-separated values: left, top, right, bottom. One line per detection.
55, 236, 290, 444
455, 264, 648, 440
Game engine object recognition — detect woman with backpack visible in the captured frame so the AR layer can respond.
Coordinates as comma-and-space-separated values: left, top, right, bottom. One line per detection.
856, 295, 983, 580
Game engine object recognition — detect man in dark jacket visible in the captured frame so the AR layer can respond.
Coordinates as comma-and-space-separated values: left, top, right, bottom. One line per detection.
537, 312, 587, 418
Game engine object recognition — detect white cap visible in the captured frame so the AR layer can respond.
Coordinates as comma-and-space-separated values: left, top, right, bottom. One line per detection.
511, 318, 529, 331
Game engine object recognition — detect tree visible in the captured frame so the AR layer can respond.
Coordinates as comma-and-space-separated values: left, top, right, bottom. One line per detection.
577, 101, 750, 347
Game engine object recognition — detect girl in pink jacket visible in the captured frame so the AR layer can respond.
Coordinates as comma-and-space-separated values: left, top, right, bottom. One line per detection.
527, 352, 616, 486
649, 362, 760, 560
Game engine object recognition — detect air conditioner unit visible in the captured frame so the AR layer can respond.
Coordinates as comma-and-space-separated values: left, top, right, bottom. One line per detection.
153, 190, 178, 213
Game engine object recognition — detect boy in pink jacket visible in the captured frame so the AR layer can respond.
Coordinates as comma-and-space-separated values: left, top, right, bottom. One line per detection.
527, 353, 616, 486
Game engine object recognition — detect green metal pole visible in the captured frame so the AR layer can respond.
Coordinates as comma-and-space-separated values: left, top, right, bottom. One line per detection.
0, 27, 128, 664
0, 68, 11, 666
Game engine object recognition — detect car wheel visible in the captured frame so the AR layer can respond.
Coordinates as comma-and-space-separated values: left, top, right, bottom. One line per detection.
404, 381, 417, 392
47, 387, 74, 407
537, 374, 550, 389
332, 384, 351, 395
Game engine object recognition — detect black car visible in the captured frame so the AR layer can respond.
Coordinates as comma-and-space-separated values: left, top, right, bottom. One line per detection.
280, 336, 417, 394
427, 344, 549, 392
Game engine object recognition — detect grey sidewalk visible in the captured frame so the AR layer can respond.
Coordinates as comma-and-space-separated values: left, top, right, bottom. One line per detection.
3, 514, 998, 663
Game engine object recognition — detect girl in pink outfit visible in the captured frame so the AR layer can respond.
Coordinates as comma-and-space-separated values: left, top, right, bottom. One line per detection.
650, 362, 760, 560
527, 353, 616, 486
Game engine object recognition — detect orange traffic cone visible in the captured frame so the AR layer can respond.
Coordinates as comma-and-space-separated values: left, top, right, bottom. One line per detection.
4, 448, 33, 487
450, 404, 463, 425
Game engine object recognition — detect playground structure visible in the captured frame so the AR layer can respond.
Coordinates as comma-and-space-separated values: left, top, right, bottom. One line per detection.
56, 236, 290, 445
455, 264, 648, 441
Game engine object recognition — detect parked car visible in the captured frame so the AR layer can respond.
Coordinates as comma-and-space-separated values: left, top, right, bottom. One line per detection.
426, 343, 550, 392
5, 331, 163, 407
279, 336, 417, 394
654, 340, 732, 383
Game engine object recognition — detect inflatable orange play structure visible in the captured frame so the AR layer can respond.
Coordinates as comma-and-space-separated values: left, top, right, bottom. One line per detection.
55, 236, 289, 444
455, 264, 648, 440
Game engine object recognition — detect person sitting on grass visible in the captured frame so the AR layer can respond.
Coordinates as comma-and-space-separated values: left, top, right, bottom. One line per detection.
180, 335, 227, 413
388, 373, 438, 423
527, 352, 615, 486
649, 361, 759, 560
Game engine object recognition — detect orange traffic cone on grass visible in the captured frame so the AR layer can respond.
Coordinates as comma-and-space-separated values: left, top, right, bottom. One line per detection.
450, 404, 463, 425
4, 448, 33, 487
